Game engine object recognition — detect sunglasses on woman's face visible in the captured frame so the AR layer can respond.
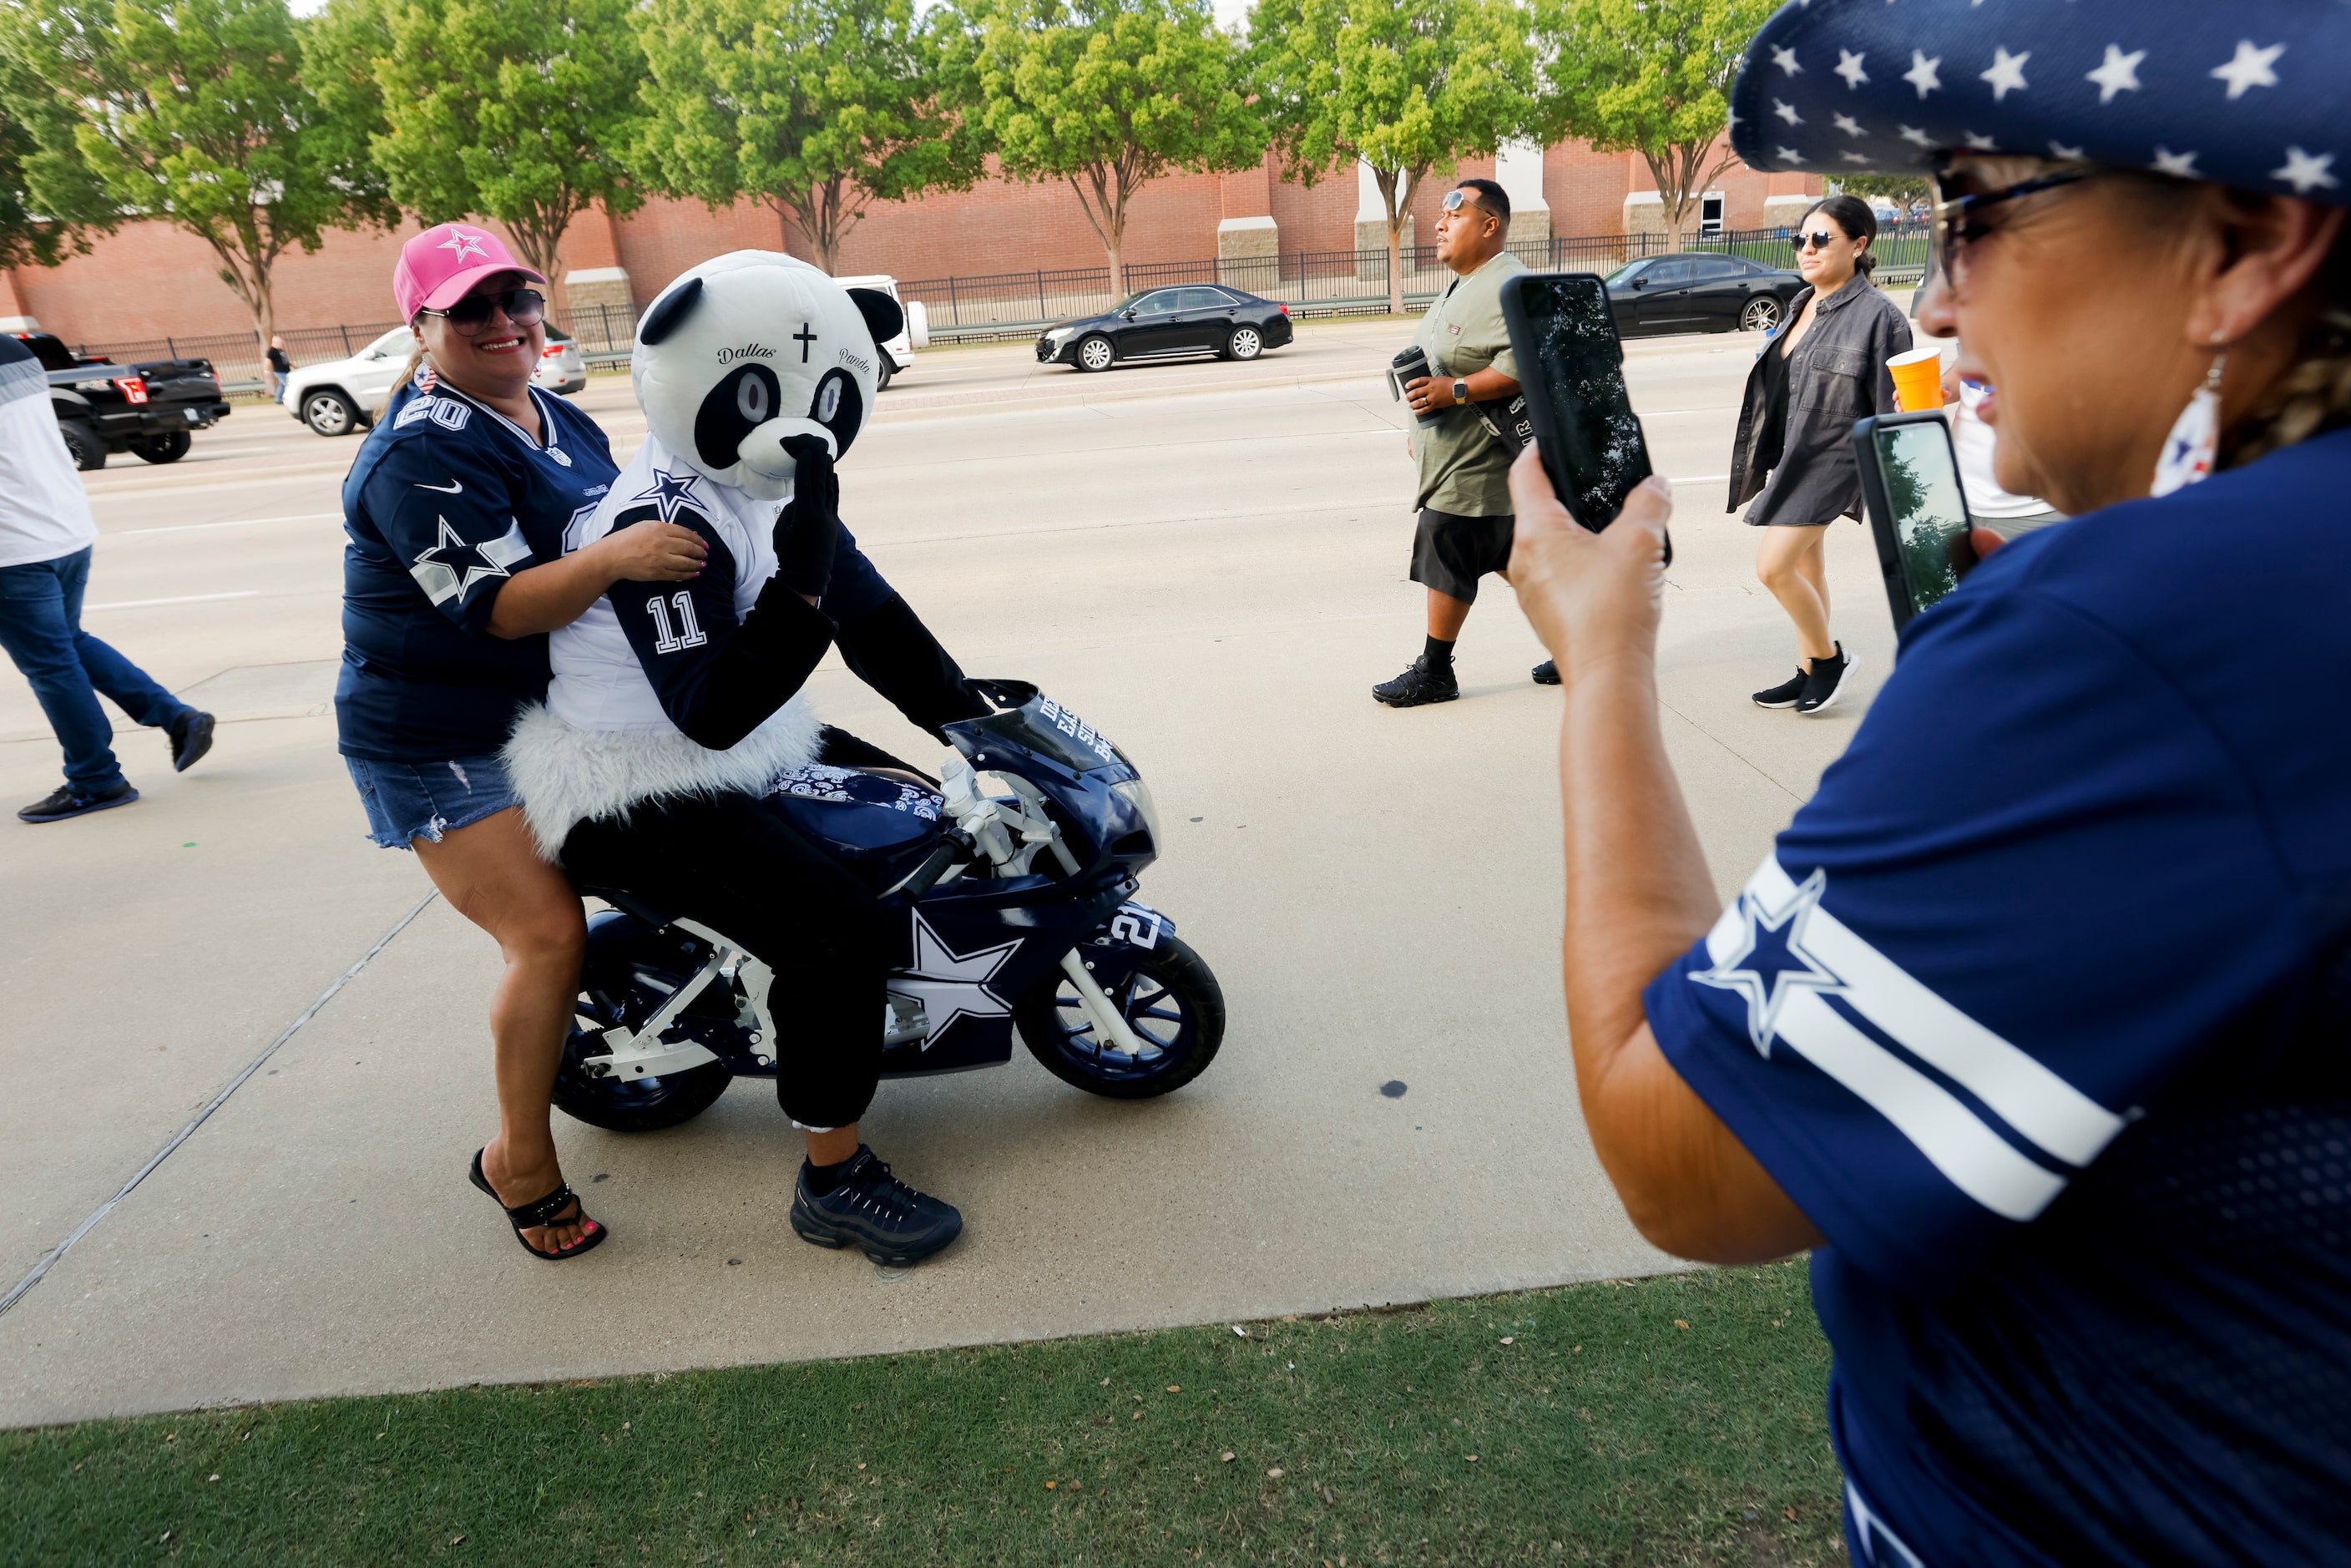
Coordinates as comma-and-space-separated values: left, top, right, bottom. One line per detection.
421, 287, 546, 336
1793, 230, 1843, 252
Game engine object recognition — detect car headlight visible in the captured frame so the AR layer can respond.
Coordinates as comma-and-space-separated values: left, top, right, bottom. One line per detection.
1045, 326, 1074, 342
1110, 777, 1163, 850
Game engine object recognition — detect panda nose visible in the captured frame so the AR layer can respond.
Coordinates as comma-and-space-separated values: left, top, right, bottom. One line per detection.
736, 416, 837, 483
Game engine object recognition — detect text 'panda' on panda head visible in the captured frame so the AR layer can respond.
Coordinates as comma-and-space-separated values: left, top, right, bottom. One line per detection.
631, 250, 905, 503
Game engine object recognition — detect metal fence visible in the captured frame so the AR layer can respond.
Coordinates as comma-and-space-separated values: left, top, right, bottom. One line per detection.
58, 223, 1929, 383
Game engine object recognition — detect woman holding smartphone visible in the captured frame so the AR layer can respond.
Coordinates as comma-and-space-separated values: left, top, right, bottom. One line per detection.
1727, 195, 1911, 715
337, 225, 705, 1260
1510, 0, 2351, 1560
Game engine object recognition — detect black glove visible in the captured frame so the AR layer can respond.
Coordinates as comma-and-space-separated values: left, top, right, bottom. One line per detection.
771, 435, 840, 599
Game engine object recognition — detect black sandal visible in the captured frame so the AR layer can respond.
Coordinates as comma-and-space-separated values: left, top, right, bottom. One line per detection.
469, 1148, 608, 1260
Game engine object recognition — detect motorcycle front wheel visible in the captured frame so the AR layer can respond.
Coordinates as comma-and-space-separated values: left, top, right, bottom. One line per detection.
1013, 936, 1225, 1099
551, 1021, 735, 1132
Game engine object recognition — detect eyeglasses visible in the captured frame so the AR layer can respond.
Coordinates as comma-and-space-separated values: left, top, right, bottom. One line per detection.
419, 287, 546, 336
1442, 190, 1474, 213
1929, 163, 2094, 290
1792, 230, 1843, 252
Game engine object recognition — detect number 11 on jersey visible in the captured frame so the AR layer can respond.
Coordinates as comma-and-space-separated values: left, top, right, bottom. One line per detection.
646, 590, 707, 654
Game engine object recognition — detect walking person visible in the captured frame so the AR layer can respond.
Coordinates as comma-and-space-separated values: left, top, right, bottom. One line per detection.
1727, 195, 1912, 715
339, 223, 706, 1259
265, 335, 291, 404
1512, 0, 2351, 1559
1373, 178, 1538, 707
0, 331, 214, 823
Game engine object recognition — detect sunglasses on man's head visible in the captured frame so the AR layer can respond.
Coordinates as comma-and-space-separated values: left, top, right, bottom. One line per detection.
1442, 190, 1474, 212
420, 287, 546, 335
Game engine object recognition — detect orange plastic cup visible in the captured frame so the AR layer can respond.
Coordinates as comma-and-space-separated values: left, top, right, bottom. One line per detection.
1888, 346, 1945, 412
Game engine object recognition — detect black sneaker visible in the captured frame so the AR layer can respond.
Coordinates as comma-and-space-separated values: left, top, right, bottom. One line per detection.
18, 781, 139, 823
1372, 655, 1459, 708
1531, 660, 1560, 685
791, 1146, 963, 1267
1795, 648, 1859, 715
169, 710, 215, 772
1752, 667, 1809, 708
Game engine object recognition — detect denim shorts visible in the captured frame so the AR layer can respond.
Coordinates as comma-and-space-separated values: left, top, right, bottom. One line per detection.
345, 753, 519, 850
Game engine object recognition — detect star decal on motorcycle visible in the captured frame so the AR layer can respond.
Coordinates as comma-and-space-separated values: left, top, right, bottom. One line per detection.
408, 515, 533, 607
888, 910, 1019, 1050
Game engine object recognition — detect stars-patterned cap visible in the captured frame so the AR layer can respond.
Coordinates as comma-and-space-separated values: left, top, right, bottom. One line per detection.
1729, 0, 2347, 204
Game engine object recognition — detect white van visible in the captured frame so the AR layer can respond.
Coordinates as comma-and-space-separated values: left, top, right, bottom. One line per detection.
285, 324, 588, 437
832, 274, 928, 390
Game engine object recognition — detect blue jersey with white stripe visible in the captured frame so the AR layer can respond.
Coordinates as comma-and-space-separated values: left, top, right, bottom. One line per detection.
1646, 427, 2351, 1565
336, 377, 618, 760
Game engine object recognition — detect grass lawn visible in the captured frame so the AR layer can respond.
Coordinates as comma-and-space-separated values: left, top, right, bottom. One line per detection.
5, 1262, 1843, 1566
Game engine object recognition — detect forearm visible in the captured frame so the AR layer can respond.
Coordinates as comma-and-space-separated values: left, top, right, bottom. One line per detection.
488, 549, 616, 639
674, 588, 836, 751
1463, 367, 1519, 401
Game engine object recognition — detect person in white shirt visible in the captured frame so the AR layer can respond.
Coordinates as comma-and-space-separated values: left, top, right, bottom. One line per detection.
0, 334, 212, 823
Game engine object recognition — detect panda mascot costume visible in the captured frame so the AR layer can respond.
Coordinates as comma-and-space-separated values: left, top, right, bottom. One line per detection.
502, 250, 977, 1265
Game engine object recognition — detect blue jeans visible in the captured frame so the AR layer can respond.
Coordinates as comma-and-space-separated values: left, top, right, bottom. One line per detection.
0, 548, 190, 792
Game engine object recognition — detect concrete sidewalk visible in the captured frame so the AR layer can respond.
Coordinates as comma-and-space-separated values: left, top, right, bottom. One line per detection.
0, 338, 1883, 1428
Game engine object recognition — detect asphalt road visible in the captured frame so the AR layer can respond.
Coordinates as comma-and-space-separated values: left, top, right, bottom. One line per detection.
0, 317, 1896, 1426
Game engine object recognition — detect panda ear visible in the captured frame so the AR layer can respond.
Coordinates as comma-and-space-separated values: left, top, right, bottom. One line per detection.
638, 277, 704, 347
845, 287, 903, 347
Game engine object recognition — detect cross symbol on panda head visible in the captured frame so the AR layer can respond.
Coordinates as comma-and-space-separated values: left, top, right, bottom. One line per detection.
793, 321, 816, 362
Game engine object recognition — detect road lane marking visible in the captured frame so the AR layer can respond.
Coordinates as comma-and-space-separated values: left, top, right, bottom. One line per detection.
115, 512, 341, 536
83, 591, 260, 611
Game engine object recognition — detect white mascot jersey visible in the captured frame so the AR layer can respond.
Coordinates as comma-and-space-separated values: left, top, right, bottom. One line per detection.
503, 250, 890, 856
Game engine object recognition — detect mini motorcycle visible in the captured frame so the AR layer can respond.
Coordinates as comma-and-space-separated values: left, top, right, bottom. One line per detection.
554, 680, 1224, 1131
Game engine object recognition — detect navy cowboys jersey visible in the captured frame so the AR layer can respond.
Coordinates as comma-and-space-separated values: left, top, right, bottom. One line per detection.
336, 376, 617, 760
1646, 428, 2351, 1564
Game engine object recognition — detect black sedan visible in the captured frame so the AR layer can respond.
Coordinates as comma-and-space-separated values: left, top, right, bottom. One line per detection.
1603, 253, 1805, 336
1037, 285, 1294, 372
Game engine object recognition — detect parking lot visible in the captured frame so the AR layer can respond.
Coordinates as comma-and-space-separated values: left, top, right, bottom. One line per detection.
0, 316, 1899, 1426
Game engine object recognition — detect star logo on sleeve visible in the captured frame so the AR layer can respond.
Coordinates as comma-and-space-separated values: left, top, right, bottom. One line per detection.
1689, 868, 1847, 1058
888, 911, 1020, 1050
629, 467, 704, 525
409, 516, 532, 606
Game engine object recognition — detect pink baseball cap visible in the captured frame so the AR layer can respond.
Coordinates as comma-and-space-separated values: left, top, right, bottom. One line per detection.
392, 223, 547, 321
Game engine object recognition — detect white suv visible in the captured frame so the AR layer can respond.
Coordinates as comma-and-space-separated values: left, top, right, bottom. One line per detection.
832, 274, 928, 390
286, 325, 590, 438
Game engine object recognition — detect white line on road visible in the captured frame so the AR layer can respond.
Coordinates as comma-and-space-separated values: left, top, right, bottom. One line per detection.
83, 590, 260, 611
115, 512, 341, 536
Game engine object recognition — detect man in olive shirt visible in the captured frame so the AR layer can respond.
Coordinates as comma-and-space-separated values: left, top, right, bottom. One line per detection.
1374, 178, 1549, 708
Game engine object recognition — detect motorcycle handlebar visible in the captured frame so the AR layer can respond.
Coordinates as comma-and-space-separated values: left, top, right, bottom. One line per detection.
892, 827, 975, 902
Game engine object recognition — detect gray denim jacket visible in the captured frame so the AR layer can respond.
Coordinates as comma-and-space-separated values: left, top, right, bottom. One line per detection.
1728, 274, 1913, 526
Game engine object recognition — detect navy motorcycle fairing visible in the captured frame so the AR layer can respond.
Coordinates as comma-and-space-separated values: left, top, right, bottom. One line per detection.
761, 762, 944, 888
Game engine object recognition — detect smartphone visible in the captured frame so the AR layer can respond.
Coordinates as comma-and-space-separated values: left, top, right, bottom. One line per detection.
1851, 412, 1974, 633
1499, 273, 1661, 553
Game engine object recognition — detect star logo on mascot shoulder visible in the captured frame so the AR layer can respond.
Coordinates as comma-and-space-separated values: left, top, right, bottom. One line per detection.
409, 515, 531, 607
436, 227, 491, 261
1687, 867, 1846, 1057
888, 910, 1019, 1050
630, 467, 705, 526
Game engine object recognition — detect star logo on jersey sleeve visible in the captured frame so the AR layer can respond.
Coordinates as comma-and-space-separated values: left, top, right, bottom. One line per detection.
410, 515, 533, 606
1689, 867, 1847, 1058
630, 467, 704, 525
887, 911, 1019, 1050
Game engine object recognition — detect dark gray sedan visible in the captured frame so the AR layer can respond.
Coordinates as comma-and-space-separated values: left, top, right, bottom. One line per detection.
1604, 253, 1806, 336
1037, 285, 1295, 372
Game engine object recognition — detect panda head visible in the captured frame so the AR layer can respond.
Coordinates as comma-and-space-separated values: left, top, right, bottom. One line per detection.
629, 250, 904, 502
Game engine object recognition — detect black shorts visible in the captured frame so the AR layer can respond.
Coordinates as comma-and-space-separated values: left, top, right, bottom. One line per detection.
1408, 508, 1515, 603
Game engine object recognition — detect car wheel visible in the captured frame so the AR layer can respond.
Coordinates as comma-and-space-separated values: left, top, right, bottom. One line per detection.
1225, 326, 1264, 362
58, 422, 105, 471
877, 359, 894, 392
302, 388, 359, 438
1740, 296, 1784, 333
130, 430, 192, 463
1076, 334, 1115, 372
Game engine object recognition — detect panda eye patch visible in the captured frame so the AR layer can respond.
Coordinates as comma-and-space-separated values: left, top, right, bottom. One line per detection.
810, 368, 864, 457
695, 362, 781, 472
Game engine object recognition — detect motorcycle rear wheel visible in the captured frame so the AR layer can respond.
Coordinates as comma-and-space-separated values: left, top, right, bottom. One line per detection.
551, 1022, 735, 1132
1014, 936, 1224, 1099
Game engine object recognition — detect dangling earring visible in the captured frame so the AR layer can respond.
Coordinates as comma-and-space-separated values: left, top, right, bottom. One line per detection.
2151, 350, 2225, 497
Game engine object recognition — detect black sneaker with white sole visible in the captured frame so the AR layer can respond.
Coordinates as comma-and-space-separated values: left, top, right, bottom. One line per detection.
1795, 647, 1858, 715
1752, 667, 1809, 708
18, 781, 139, 823
1532, 660, 1560, 685
791, 1146, 963, 1267
1372, 655, 1459, 708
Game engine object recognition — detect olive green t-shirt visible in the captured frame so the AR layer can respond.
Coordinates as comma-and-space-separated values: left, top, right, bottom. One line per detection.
1406, 249, 1527, 517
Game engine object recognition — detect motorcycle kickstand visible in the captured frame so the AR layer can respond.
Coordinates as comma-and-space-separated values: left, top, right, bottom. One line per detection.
1059, 951, 1150, 1057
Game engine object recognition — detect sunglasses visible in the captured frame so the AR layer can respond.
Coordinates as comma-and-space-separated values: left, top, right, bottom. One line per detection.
1928, 162, 2094, 289
420, 287, 546, 336
1442, 190, 1475, 213
1792, 230, 1843, 252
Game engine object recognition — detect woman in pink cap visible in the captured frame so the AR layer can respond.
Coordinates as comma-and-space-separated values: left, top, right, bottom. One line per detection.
336, 223, 706, 1260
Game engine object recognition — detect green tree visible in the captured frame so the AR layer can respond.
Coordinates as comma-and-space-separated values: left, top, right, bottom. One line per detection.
367, 0, 644, 296
1833, 172, 1929, 212
939, 0, 1261, 296
0, 32, 118, 271
1529, 0, 1769, 239
632, 0, 979, 275
1250, 0, 1534, 315
5, 0, 392, 339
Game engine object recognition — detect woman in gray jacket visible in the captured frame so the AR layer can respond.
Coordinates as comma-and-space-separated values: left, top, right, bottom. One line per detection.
1727, 195, 1912, 713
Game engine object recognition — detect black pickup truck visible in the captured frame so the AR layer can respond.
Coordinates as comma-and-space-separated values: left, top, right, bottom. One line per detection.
13, 331, 232, 471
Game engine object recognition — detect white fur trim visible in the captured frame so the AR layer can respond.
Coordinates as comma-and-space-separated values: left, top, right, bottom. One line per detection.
501, 696, 824, 859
